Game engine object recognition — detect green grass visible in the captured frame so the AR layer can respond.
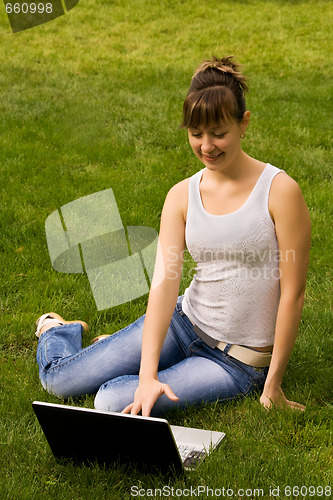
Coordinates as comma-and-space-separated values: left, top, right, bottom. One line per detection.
0, 0, 332, 498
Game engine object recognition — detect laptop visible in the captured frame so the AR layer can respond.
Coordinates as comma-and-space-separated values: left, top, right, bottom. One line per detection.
32, 401, 225, 474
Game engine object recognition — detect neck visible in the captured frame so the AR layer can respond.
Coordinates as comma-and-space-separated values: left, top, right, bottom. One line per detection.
204, 150, 254, 183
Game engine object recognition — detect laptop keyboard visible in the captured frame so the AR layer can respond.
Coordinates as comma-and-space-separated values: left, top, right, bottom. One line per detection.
178, 444, 207, 467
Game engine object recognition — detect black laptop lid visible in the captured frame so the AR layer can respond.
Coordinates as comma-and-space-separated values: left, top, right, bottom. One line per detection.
32, 401, 183, 474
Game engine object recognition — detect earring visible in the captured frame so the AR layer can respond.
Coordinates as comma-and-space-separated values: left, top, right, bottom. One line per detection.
240, 133, 246, 139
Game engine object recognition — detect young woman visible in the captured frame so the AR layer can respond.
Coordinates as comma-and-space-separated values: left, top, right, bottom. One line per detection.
35, 56, 311, 416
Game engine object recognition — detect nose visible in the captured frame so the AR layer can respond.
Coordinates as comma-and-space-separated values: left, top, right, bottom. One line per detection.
200, 134, 215, 154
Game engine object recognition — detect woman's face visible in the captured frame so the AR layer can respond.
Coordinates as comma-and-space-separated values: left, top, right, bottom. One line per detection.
188, 113, 250, 172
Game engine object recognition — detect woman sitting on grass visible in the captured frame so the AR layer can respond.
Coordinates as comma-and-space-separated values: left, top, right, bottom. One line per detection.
35, 56, 311, 416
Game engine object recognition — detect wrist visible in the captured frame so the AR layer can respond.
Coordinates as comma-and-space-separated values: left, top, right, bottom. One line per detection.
264, 362, 285, 390
139, 371, 158, 382
262, 378, 282, 394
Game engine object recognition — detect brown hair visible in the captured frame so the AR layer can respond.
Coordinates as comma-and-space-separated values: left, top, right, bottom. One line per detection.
181, 56, 248, 129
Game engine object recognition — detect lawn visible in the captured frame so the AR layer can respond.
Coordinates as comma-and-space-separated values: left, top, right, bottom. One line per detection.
0, 0, 332, 498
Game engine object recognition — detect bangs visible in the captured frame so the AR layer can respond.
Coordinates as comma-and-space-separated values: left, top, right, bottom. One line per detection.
181, 86, 239, 129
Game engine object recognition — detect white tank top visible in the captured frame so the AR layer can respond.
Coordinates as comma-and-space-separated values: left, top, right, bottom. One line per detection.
182, 163, 283, 347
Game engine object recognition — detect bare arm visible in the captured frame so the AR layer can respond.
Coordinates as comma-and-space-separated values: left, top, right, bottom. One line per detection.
122, 180, 188, 416
260, 173, 311, 410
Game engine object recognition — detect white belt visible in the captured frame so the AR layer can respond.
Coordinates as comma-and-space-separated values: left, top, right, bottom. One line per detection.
186, 317, 271, 368
214, 341, 271, 368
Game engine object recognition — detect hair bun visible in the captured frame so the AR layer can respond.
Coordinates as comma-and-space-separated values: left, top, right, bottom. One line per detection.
182, 55, 248, 128
195, 56, 248, 93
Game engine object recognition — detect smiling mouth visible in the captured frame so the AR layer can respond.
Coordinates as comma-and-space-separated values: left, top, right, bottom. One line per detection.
202, 152, 224, 160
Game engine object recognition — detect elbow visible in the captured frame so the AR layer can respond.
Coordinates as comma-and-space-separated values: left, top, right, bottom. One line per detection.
280, 286, 306, 310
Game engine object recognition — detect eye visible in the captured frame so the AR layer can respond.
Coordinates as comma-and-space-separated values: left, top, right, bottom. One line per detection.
213, 132, 226, 138
189, 131, 202, 138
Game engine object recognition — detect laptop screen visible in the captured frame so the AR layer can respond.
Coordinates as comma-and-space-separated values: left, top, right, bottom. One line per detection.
32, 401, 184, 474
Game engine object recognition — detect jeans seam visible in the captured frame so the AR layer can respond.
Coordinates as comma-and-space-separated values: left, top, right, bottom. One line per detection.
38, 339, 106, 373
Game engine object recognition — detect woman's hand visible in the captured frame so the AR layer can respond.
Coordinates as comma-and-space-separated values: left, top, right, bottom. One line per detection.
122, 378, 179, 417
260, 386, 305, 411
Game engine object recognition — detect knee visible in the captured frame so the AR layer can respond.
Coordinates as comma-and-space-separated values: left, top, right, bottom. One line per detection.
44, 381, 75, 399
40, 371, 84, 399
94, 376, 138, 413
94, 383, 115, 412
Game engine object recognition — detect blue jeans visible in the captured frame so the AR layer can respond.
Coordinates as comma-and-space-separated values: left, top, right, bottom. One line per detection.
36, 296, 268, 415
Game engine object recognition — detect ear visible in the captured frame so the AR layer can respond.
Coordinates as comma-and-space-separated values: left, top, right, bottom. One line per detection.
241, 110, 251, 134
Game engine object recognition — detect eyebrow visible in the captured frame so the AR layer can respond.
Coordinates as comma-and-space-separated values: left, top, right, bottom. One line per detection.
189, 126, 228, 133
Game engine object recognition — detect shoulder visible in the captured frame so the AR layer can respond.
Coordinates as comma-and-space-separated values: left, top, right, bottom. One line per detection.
269, 171, 310, 229
271, 170, 301, 194
163, 177, 190, 222
269, 172, 306, 217
167, 177, 190, 197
